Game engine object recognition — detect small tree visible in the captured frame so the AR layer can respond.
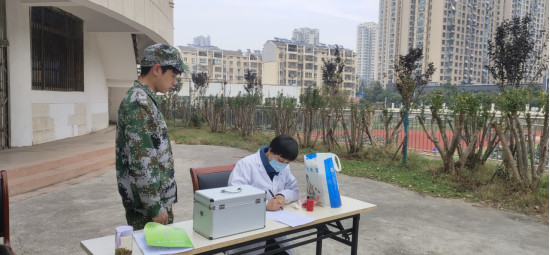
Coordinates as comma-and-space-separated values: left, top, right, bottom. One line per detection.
486, 15, 548, 90
192, 73, 228, 133
486, 15, 549, 189
190, 72, 209, 127
492, 88, 549, 189
201, 95, 227, 133
244, 70, 262, 94
417, 90, 462, 175
341, 100, 368, 154
462, 94, 500, 169
191, 72, 209, 101
231, 70, 262, 136
160, 77, 183, 122
393, 48, 436, 164
297, 85, 325, 148
321, 46, 346, 151
265, 92, 298, 136
361, 102, 377, 148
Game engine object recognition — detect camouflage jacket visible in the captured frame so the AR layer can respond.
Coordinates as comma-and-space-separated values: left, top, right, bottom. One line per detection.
116, 80, 177, 218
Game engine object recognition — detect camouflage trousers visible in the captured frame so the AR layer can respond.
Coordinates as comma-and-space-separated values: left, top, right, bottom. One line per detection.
125, 207, 174, 230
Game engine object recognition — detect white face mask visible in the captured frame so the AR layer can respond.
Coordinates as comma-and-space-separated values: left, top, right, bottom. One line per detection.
269, 159, 288, 173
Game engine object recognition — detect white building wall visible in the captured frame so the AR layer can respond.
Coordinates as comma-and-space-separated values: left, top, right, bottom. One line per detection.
87, 0, 174, 44
84, 33, 110, 132
179, 82, 302, 104
5, 0, 174, 147
6, 1, 33, 147
8, 9, 111, 145
94, 32, 138, 122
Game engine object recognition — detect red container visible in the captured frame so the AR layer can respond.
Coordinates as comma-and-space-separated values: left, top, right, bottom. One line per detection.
306, 199, 314, 211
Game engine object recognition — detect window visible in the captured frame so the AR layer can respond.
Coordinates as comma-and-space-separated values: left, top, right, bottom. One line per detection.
288, 44, 297, 52
31, 7, 83, 91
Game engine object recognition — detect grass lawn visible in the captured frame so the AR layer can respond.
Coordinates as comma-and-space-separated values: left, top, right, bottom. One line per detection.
169, 124, 549, 223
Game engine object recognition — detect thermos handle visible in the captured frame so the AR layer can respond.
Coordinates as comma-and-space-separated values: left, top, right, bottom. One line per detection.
115, 232, 121, 248
221, 187, 242, 194
333, 155, 342, 172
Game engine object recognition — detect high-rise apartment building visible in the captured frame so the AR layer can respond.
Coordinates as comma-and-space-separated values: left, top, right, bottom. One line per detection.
179, 45, 262, 84
193, 35, 211, 46
262, 38, 357, 97
356, 22, 377, 87
377, 0, 548, 87
292, 28, 320, 45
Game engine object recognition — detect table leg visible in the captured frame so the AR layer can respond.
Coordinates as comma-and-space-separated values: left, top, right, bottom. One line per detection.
351, 214, 360, 255
316, 226, 323, 255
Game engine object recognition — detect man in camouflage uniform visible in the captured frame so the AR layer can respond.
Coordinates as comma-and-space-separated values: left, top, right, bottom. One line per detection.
116, 43, 186, 230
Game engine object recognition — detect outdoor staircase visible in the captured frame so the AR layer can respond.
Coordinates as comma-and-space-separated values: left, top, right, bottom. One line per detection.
6, 145, 115, 196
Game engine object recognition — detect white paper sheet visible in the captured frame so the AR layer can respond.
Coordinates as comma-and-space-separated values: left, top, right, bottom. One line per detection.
266, 210, 316, 227
134, 233, 193, 255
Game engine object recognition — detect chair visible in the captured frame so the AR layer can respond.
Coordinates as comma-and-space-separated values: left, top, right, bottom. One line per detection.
0, 170, 13, 254
189, 164, 235, 193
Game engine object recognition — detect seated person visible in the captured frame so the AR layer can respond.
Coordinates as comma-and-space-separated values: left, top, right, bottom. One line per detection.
228, 134, 299, 255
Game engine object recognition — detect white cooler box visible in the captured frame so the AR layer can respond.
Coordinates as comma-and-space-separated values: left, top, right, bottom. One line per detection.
193, 185, 266, 239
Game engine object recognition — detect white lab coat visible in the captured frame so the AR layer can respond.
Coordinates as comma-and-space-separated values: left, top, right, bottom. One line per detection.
227, 149, 299, 255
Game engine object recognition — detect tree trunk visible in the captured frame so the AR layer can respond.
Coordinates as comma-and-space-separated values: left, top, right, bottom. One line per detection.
389, 116, 404, 146
533, 109, 549, 189
321, 108, 328, 146
492, 121, 522, 183
402, 108, 409, 165
363, 110, 377, 147
525, 114, 536, 182
458, 129, 480, 172
443, 155, 455, 176
509, 115, 529, 185
417, 109, 464, 175
513, 116, 529, 181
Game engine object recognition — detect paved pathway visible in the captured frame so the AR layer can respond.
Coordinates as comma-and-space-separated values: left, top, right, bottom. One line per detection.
8, 145, 549, 254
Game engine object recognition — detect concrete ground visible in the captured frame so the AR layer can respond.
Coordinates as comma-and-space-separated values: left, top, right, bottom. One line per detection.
6, 144, 549, 255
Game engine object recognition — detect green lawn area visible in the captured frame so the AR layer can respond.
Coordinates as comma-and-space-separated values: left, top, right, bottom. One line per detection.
169, 124, 549, 223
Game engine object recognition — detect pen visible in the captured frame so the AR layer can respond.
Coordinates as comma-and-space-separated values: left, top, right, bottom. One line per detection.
268, 190, 284, 210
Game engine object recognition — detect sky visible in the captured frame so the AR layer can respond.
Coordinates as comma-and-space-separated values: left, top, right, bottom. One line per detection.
173, 0, 379, 52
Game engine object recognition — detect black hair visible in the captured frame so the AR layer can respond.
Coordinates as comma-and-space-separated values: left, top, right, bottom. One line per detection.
140, 65, 182, 76
269, 134, 298, 161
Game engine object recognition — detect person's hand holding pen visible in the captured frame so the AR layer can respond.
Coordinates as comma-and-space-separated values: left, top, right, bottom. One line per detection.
267, 190, 285, 211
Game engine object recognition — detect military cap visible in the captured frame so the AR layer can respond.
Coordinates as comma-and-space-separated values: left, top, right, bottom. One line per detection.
140, 43, 187, 73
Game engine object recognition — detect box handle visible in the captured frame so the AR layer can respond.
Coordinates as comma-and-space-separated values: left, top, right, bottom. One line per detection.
221, 187, 242, 194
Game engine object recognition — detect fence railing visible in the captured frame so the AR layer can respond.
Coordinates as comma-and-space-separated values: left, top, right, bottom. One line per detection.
162, 100, 546, 164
